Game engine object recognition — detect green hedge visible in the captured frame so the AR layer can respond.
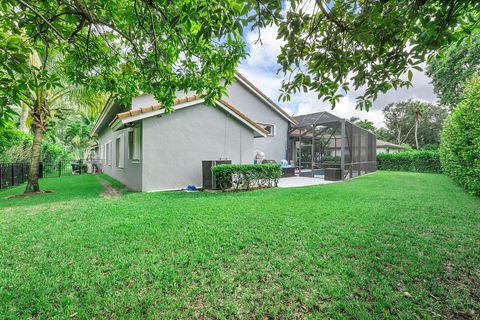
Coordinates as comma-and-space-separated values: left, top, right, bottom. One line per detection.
211, 163, 282, 191
377, 150, 441, 173
440, 75, 480, 196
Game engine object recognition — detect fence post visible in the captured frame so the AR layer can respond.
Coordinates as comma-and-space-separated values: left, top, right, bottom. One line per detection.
0, 164, 3, 189
79, 159, 82, 175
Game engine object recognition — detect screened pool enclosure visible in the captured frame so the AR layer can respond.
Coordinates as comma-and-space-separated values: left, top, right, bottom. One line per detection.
288, 112, 376, 180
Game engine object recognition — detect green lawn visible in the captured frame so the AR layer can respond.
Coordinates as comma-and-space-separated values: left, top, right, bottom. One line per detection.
1, 172, 479, 319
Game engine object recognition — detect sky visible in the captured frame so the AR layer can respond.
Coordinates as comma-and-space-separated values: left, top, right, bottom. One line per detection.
237, 25, 438, 128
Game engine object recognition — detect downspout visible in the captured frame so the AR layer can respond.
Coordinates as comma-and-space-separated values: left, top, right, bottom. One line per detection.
340, 119, 345, 180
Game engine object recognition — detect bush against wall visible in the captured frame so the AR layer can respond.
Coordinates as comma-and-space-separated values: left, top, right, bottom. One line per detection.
440, 75, 480, 196
377, 150, 441, 173
211, 164, 282, 191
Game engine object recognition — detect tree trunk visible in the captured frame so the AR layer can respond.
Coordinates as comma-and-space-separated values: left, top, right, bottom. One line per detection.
414, 120, 419, 149
25, 125, 44, 193
19, 104, 29, 133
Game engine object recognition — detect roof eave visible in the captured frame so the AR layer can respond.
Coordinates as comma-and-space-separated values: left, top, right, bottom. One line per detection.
234, 72, 298, 125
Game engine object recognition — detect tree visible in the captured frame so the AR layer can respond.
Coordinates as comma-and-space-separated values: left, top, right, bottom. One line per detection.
349, 117, 376, 132
64, 113, 96, 160
440, 75, 480, 195
16, 49, 99, 193
382, 100, 447, 148
1, 0, 478, 118
19, 50, 69, 193
276, 0, 480, 109
427, 32, 480, 108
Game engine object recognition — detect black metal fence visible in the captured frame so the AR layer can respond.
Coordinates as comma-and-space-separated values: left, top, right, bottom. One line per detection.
0, 159, 99, 190
0, 163, 30, 189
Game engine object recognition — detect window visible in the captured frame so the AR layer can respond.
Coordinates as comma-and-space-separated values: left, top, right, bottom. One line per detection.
128, 126, 141, 162
115, 134, 125, 168
105, 142, 112, 166
259, 123, 275, 137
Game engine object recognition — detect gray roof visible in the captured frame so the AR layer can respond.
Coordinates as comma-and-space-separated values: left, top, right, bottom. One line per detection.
292, 112, 343, 128
376, 139, 406, 149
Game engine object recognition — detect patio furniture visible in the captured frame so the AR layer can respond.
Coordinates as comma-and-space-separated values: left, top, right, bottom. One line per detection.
324, 168, 342, 181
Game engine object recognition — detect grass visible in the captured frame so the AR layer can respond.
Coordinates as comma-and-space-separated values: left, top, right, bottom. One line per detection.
0, 172, 479, 319
98, 173, 126, 189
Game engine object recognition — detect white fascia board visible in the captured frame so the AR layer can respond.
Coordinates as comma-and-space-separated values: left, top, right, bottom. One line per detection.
121, 99, 204, 126
215, 101, 267, 138
234, 74, 295, 124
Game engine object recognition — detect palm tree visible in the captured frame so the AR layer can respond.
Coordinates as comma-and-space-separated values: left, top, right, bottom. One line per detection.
21, 50, 69, 193
413, 106, 424, 149
65, 113, 96, 160
20, 50, 106, 193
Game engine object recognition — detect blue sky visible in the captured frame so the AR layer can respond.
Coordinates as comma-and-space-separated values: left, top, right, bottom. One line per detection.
237, 25, 437, 128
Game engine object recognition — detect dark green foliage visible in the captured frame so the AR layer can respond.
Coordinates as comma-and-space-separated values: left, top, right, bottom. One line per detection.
377, 151, 441, 173
440, 76, 480, 196
382, 100, 448, 148
278, 0, 480, 109
211, 163, 282, 191
427, 32, 480, 107
1, 0, 479, 117
0, 122, 69, 163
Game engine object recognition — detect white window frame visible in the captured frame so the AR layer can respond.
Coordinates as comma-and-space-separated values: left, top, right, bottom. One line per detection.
106, 141, 112, 166
128, 126, 141, 163
115, 134, 125, 169
258, 123, 275, 137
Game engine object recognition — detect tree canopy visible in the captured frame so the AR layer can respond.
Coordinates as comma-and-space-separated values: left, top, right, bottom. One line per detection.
1, 0, 479, 116
381, 100, 448, 148
427, 32, 480, 108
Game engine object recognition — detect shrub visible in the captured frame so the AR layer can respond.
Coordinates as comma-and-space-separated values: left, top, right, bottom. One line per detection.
440, 75, 480, 196
377, 150, 441, 173
211, 163, 282, 191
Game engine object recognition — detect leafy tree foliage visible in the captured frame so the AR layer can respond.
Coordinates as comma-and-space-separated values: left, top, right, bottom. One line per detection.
277, 0, 480, 109
427, 32, 480, 107
349, 117, 375, 132
440, 75, 480, 196
382, 100, 448, 148
64, 114, 96, 160
1, 0, 478, 113
377, 150, 441, 173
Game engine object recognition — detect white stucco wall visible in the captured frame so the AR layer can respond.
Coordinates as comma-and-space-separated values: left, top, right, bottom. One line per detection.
130, 78, 292, 162
223, 81, 290, 162
141, 103, 254, 191
376, 147, 404, 154
98, 126, 143, 191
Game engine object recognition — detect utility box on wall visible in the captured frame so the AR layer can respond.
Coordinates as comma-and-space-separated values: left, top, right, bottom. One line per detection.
202, 160, 232, 189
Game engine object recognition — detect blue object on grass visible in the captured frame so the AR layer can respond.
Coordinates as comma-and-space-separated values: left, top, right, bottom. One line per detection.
185, 185, 198, 191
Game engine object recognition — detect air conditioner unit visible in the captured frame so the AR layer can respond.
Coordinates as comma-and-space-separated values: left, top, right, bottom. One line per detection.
202, 160, 231, 189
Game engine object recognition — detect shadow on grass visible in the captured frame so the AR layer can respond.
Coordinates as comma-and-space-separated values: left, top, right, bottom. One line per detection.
0, 174, 104, 209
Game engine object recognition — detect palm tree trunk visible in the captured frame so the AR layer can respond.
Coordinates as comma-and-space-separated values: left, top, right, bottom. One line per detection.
25, 123, 43, 193
19, 103, 29, 133
414, 120, 419, 149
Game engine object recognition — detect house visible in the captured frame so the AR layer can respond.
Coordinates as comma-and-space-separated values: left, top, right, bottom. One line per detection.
376, 139, 407, 154
91, 73, 297, 192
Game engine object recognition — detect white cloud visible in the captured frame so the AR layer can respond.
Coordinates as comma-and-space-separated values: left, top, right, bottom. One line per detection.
243, 25, 284, 71
238, 27, 438, 128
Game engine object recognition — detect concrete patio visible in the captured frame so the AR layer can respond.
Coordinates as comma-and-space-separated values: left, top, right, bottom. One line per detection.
277, 176, 337, 188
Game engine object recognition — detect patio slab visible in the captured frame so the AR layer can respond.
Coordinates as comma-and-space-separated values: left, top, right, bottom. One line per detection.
277, 176, 337, 188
